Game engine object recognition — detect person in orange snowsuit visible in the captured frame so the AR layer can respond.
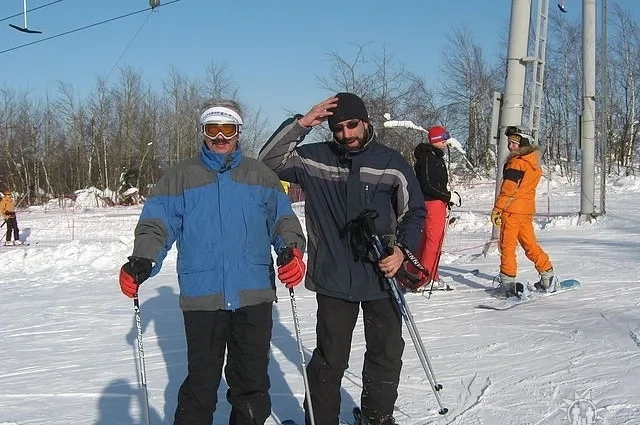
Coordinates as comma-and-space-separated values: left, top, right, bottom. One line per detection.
491, 126, 554, 295
0, 190, 21, 245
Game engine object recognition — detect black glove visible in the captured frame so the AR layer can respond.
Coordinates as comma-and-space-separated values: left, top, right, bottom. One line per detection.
119, 257, 153, 298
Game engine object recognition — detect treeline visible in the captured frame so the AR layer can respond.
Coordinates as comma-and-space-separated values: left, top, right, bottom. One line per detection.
1, 3, 638, 203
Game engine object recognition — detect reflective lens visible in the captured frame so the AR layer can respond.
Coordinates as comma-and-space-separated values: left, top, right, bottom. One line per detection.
332, 120, 360, 133
203, 123, 239, 139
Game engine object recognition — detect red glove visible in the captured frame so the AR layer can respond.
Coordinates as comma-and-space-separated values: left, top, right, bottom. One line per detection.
395, 262, 430, 292
119, 257, 153, 298
277, 247, 306, 288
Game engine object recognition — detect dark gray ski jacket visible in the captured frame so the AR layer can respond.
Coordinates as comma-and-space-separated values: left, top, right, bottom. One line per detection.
259, 117, 425, 302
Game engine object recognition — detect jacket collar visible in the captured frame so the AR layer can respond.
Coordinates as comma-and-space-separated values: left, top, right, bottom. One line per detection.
330, 126, 377, 158
200, 143, 242, 172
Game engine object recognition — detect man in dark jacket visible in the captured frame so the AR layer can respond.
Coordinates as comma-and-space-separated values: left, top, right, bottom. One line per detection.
118, 99, 306, 425
259, 93, 425, 425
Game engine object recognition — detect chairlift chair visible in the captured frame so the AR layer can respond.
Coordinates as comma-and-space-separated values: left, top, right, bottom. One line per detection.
9, 0, 42, 34
557, 0, 568, 13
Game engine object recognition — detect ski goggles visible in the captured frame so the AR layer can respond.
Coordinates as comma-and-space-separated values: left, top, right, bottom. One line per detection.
202, 123, 240, 140
430, 131, 450, 143
507, 134, 526, 145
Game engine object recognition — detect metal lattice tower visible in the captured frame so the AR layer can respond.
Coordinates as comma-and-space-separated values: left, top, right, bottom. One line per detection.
527, 0, 550, 138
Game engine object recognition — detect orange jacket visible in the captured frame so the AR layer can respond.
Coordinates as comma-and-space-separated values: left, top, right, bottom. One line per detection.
0, 194, 16, 220
494, 146, 542, 215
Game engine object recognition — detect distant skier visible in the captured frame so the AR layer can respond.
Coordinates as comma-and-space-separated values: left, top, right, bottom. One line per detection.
0, 190, 21, 245
491, 126, 555, 296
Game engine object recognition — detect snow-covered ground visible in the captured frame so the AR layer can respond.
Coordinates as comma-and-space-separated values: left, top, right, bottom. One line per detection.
1, 175, 639, 425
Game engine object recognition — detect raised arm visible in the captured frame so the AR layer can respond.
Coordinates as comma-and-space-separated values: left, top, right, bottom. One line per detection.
259, 96, 338, 182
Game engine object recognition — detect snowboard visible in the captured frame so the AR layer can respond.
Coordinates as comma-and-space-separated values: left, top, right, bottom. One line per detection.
478, 279, 581, 311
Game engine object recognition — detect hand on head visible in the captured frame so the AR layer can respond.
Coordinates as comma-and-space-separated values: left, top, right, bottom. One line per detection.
298, 96, 339, 128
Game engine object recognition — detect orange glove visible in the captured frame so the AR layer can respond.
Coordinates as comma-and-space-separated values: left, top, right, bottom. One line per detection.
277, 247, 306, 288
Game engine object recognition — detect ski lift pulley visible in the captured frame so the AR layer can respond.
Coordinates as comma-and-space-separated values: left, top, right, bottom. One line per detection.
149, 0, 160, 9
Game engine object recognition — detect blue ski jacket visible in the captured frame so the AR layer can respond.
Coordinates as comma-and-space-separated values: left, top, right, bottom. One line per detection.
132, 144, 305, 311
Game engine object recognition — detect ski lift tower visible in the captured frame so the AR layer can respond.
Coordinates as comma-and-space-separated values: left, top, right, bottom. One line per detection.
579, 0, 597, 222
486, 0, 532, 247
526, 0, 551, 139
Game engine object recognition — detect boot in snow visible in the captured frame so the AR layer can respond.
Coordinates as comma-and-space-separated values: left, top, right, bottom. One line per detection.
535, 268, 557, 291
493, 273, 516, 297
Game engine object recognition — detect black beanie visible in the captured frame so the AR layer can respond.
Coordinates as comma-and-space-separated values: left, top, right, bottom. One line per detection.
327, 92, 369, 131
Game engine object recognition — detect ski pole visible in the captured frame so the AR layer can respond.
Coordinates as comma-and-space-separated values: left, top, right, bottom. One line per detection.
288, 288, 316, 425
371, 235, 448, 415
133, 295, 151, 425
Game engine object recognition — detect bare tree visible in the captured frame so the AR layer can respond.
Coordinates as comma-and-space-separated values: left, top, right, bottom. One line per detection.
542, 13, 582, 177
438, 28, 502, 172
161, 67, 202, 165
608, 4, 640, 170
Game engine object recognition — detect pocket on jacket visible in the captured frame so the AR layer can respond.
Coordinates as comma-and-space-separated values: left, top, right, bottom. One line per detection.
241, 192, 272, 265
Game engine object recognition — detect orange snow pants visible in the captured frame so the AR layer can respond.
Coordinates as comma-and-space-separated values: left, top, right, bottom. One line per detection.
415, 199, 447, 280
499, 212, 552, 277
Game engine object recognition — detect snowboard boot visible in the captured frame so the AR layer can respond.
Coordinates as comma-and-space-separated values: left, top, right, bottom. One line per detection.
494, 273, 517, 297
535, 268, 557, 292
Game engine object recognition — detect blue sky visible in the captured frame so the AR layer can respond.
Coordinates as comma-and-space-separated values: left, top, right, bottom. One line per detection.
1, 1, 639, 129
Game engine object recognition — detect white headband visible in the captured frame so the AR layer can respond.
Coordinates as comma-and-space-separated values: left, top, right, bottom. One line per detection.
200, 106, 243, 126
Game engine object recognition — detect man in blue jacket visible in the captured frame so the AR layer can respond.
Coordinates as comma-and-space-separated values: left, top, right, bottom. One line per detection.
259, 93, 425, 425
119, 99, 306, 425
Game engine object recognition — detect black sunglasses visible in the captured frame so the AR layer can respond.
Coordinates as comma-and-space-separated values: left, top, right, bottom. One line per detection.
332, 120, 361, 133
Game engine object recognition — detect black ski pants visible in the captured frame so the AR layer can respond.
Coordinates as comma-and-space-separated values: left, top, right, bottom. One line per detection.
4, 217, 19, 242
174, 302, 273, 425
304, 294, 404, 425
